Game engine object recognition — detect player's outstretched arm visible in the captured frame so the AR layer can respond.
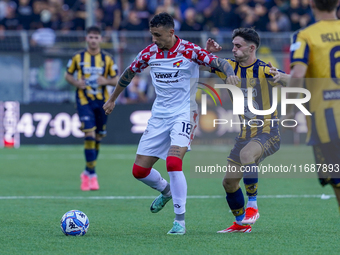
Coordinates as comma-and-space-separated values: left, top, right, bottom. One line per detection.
103, 67, 136, 115
280, 64, 307, 122
200, 39, 223, 72
210, 58, 239, 85
268, 61, 290, 85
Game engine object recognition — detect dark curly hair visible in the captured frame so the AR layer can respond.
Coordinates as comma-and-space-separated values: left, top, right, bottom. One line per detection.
313, 0, 339, 12
86, 26, 101, 35
149, 12, 174, 29
232, 28, 260, 49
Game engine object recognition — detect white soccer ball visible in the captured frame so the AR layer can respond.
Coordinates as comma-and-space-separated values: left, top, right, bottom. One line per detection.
60, 210, 89, 236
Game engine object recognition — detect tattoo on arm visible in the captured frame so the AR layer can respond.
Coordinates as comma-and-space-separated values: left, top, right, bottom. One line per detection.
210, 58, 235, 78
118, 67, 136, 87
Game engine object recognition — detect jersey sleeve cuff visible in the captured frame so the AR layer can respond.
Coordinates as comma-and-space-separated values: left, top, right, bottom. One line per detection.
290, 61, 308, 68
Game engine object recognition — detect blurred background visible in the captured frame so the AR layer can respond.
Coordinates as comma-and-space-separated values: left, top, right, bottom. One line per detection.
0, 0, 323, 147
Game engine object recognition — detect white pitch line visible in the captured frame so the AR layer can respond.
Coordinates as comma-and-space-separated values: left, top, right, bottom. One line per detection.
0, 194, 334, 200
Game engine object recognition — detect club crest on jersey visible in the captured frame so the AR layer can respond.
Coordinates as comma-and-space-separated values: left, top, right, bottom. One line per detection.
173, 60, 183, 68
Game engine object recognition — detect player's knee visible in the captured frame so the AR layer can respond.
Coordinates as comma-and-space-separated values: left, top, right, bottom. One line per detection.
166, 156, 182, 172
240, 148, 254, 165
84, 131, 95, 138
132, 164, 151, 179
222, 177, 239, 193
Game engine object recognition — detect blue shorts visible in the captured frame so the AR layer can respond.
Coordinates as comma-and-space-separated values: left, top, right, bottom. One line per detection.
76, 99, 108, 135
313, 141, 340, 187
228, 133, 281, 166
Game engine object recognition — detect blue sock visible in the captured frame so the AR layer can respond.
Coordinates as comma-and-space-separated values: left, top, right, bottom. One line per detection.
226, 187, 245, 223
243, 162, 258, 208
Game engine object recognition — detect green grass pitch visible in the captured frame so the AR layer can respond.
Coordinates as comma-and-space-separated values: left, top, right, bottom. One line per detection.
0, 145, 338, 255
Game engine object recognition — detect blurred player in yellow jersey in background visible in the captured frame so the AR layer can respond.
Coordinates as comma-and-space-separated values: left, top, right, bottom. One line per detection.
65, 26, 118, 191
289, 0, 340, 211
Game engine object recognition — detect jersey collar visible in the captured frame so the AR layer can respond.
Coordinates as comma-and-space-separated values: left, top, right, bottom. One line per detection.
239, 59, 258, 68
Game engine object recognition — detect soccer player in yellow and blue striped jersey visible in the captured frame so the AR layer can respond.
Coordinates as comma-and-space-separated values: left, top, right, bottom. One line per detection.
65, 26, 118, 191
289, 0, 340, 212
207, 28, 290, 233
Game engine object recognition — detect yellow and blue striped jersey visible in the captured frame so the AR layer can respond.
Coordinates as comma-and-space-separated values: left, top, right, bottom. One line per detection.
67, 49, 118, 105
212, 59, 283, 139
290, 20, 340, 145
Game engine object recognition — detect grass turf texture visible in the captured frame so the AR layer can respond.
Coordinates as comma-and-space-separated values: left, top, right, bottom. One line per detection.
0, 145, 338, 255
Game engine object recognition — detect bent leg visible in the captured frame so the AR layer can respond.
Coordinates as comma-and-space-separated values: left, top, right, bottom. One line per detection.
222, 162, 246, 224
240, 141, 262, 209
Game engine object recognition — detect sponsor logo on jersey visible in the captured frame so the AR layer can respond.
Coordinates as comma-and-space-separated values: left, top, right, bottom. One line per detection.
323, 90, 340, 100
173, 60, 183, 68
154, 70, 179, 79
83, 67, 103, 74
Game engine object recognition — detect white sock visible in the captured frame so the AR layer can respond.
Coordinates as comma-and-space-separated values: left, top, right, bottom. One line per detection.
247, 200, 258, 209
83, 171, 97, 178
138, 168, 168, 193
168, 171, 187, 215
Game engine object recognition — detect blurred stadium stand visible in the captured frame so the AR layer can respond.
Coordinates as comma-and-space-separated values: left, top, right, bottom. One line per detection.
0, 30, 291, 103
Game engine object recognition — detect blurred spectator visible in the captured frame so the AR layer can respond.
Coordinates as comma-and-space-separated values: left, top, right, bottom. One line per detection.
254, 3, 269, 31
240, 8, 257, 28
156, 0, 182, 30
120, 75, 149, 104
120, 9, 149, 30
300, 0, 312, 26
206, 0, 241, 31
102, 0, 121, 31
236, 0, 254, 28
0, 0, 315, 32
30, 0, 48, 30
0, 1, 8, 21
287, 0, 310, 31
17, 0, 34, 30
0, 1, 21, 30
49, 3, 62, 30
59, 5, 75, 33
72, 0, 87, 30
134, 0, 150, 25
94, 5, 105, 30
272, 0, 290, 12
268, 6, 291, 32
180, 7, 202, 31
30, 21, 56, 47
192, 0, 213, 14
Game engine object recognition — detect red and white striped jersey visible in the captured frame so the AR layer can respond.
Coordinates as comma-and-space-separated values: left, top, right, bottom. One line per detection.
129, 36, 217, 118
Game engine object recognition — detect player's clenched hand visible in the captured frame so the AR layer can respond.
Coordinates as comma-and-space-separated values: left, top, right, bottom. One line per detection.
268, 61, 281, 83
226, 75, 240, 85
103, 100, 116, 115
205, 38, 222, 53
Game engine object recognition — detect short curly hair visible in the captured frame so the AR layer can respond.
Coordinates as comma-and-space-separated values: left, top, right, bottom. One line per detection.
149, 12, 174, 29
232, 28, 260, 49
86, 26, 101, 35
